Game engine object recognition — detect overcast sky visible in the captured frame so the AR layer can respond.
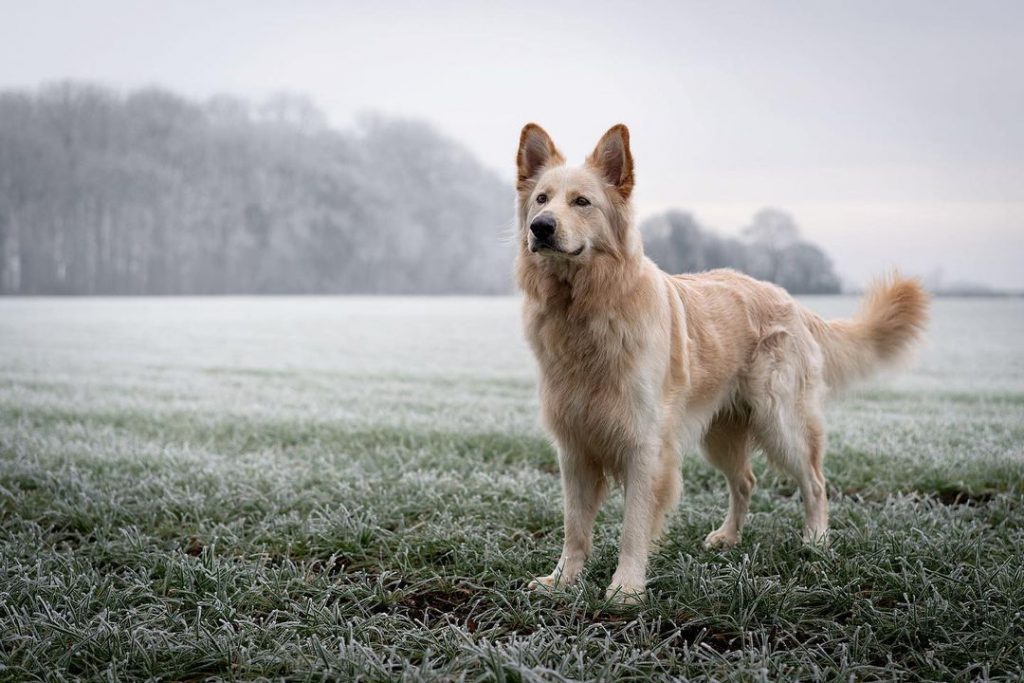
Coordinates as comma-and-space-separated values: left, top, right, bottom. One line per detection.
3, 0, 1022, 288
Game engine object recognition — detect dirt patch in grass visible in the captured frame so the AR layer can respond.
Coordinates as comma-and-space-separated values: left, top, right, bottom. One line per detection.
397, 586, 489, 630
933, 488, 996, 506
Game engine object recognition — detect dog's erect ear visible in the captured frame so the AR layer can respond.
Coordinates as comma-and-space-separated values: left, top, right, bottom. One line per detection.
587, 124, 634, 199
517, 123, 564, 191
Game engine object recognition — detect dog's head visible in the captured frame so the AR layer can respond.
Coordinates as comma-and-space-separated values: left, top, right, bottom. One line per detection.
515, 124, 637, 263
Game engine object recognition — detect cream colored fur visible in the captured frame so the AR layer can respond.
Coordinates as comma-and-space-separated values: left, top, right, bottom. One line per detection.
514, 123, 929, 603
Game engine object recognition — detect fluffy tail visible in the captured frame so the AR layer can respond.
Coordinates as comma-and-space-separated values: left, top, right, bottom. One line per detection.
806, 275, 929, 390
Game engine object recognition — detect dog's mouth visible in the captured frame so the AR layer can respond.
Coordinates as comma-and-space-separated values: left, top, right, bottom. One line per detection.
530, 241, 585, 257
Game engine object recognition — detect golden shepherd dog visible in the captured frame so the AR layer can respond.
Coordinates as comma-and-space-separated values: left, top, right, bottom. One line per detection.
515, 123, 928, 603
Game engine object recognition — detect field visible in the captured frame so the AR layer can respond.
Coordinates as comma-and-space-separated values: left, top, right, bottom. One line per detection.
1, 295, 1023, 681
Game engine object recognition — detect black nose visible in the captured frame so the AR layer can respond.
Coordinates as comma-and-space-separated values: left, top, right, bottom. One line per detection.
530, 214, 556, 240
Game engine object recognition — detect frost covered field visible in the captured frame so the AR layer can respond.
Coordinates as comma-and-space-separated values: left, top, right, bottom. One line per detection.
1, 296, 1023, 681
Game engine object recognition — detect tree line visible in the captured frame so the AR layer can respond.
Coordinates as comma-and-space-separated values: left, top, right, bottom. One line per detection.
641, 209, 841, 294
0, 82, 841, 295
0, 82, 515, 295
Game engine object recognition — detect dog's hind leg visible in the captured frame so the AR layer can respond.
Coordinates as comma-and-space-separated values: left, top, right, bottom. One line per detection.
752, 391, 829, 544
701, 411, 756, 548
744, 327, 830, 544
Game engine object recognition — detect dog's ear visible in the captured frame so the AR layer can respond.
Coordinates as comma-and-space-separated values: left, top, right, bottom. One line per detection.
587, 124, 634, 199
517, 123, 564, 191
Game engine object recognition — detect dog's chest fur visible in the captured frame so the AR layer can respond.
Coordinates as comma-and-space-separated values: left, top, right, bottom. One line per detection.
524, 299, 662, 460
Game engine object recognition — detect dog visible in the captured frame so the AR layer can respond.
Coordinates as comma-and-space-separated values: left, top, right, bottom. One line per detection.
514, 123, 928, 603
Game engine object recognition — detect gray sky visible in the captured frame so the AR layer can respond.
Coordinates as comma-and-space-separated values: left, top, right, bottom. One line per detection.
3, 0, 1022, 288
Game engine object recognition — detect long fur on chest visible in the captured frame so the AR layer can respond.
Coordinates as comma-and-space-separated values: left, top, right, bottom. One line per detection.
522, 262, 671, 465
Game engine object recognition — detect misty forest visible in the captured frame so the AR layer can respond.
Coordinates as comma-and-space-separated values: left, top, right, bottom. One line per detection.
0, 82, 840, 295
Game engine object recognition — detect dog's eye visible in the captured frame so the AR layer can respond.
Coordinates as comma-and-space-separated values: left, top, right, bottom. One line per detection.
574, 196, 591, 207
536, 193, 548, 204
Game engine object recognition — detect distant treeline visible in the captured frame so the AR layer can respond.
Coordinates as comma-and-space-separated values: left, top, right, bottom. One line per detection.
0, 83, 514, 295
642, 209, 841, 294
0, 82, 841, 295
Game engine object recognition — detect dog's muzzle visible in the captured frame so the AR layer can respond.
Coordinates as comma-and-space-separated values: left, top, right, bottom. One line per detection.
528, 213, 584, 255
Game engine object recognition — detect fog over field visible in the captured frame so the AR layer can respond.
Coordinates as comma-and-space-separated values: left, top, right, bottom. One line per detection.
2, 296, 1023, 394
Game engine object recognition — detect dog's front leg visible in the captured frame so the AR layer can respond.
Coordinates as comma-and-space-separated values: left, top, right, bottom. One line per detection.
606, 446, 658, 603
529, 450, 607, 591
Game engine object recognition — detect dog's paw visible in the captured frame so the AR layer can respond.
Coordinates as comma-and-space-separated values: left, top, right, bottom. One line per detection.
802, 527, 831, 547
604, 582, 645, 605
527, 574, 559, 591
703, 527, 740, 549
